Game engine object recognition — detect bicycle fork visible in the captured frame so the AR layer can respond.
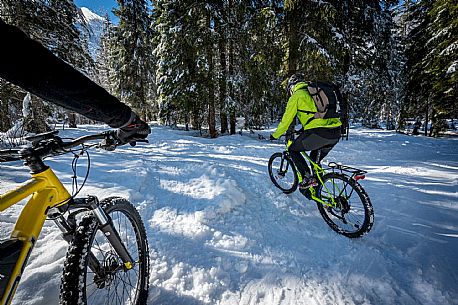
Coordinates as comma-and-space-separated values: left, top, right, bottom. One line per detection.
53, 196, 135, 273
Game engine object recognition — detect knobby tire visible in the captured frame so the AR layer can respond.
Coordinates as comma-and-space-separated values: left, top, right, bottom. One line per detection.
60, 197, 149, 305
316, 173, 374, 238
268, 152, 298, 194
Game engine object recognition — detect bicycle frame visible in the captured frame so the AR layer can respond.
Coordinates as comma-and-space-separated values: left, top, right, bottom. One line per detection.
0, 131, 142, 305
0, 168, 71, 305
285, 139, 339, 207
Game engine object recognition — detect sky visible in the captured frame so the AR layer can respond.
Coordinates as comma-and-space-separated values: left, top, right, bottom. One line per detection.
74, 0, 118, 22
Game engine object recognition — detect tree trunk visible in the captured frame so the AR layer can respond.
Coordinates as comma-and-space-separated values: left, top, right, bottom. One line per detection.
23, 94, 49, 134
285, 4, 301, 75
207, 14, 217, 139
0, 99, 10, 132
228, 0, 236, 135
0, 80, 12, 132
218, 18, 228, 134
230, 111, 236, 134
220, 113, 228, 134
425, 98, 429, 136
67, 111, 77, 128
191, 107, 200, 131
185, 113, 189, 131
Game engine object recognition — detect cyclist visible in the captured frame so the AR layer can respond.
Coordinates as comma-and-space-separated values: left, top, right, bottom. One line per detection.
0, 18, 150, 143
270, 73, 342, 189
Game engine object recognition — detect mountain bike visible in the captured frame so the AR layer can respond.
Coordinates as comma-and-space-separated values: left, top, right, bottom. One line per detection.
268, 130, 374, 238
0, 130, 149, 305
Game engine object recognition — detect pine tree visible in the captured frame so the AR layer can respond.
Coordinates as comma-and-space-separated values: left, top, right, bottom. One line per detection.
0, 0, 95, 132
95, 15, 117, 94
49, 0, 94, 127
424, 0, 457, 135
48, 0, 93, 74
0, 0, 53, 133
243, 2, 283, 129
154, 0, 199, 128
405, 0, 457, 136
112, 0, 153, 119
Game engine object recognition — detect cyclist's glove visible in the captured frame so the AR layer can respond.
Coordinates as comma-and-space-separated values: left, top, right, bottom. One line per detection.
116, 113, 151, 145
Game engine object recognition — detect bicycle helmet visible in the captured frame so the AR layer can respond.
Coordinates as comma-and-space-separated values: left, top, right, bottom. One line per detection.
287, 73, 305, 96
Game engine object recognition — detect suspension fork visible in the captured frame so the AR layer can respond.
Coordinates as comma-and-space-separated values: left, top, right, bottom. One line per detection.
53, 196, 134, 271
284, 140, 305, 183
88, 196, 135, 270
281, 150, 303, 182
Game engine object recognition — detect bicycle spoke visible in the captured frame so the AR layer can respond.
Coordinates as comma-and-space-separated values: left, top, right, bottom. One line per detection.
317, 173, 373, 237
95, 211, 140, 304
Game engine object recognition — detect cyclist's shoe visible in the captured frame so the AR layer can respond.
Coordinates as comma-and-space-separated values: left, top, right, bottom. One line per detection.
299, 177, 318, 190
116, 113, 151, 145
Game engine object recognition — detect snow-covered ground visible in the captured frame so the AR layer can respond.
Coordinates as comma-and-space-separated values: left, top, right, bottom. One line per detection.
1, 125, 457, 305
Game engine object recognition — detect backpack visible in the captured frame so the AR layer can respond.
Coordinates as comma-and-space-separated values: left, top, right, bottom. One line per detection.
298, 81, 344, 120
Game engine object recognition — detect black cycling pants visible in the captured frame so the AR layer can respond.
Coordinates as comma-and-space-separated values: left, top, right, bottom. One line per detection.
288, 127, 340, 178
0, 18, 132, 128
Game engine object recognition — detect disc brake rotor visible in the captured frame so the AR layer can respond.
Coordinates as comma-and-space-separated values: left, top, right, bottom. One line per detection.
93, 252, 121, 289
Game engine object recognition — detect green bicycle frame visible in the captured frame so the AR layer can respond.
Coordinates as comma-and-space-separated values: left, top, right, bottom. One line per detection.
286, 139, 340, 208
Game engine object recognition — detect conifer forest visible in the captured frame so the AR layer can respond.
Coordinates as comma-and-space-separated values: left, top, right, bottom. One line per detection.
0, 0, 456, 138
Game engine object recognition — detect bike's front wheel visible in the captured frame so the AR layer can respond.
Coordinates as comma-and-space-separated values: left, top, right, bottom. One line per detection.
316, 173, 374, 238
60, 197, 149, 305
268, 152, 298, 194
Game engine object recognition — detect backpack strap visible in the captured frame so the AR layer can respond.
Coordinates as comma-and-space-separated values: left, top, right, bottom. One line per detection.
296, 87, 317, 124
295, 87, 316, 115
297, 109, 315, 115
297, 108, 317, 126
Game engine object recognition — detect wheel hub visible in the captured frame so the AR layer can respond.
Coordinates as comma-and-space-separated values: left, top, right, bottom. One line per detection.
93, 252, 121, 289
335, 196, 350, 213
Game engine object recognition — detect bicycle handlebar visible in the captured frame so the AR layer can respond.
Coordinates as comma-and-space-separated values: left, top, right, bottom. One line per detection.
0, 130, 132, 163
61, 131, 114, 150
0, 149, 21, 162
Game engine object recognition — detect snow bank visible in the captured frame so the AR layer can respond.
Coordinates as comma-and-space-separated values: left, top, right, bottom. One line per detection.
1, 125, 457, 305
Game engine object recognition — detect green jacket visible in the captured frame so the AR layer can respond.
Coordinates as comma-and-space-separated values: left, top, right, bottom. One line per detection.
272, 82, 342, 139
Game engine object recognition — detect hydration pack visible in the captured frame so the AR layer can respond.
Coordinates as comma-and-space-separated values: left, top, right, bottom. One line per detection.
298, 81, 344, 120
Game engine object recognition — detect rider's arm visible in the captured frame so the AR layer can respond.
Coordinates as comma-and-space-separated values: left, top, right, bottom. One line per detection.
0, 18, 132, 128
272, 95, 298, 139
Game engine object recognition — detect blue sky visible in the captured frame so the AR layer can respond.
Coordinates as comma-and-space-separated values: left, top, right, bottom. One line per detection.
74, 0, 118, 21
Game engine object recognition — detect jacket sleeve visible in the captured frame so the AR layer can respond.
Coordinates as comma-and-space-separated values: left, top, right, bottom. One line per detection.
272, 95, 297, 139
0, 18, 132, 128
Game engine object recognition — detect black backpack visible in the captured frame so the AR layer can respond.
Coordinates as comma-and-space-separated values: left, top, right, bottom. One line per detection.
298, 81, 344, 120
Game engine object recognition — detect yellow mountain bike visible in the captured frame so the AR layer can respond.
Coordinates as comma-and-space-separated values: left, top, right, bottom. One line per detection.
0, 130, 149, 305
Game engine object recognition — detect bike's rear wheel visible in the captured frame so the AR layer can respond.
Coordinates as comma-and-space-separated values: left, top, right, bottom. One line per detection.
268, 152, 298, 194
60, 197, 149, 305
316, 173, 374, 238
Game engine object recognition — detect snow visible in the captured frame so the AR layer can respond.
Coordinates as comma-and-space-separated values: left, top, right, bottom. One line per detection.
1, 125, 457, 305
79, 7, 105, 59
22, 93, 32, 118
80, 7, 104, 22
447, 61, 457, 75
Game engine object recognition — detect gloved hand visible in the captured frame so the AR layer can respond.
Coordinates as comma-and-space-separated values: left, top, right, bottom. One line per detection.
116, 113, 151, 145
269, 134, 276, 141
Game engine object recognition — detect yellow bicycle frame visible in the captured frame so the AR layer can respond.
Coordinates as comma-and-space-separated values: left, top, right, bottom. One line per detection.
0, 167, 71, 305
